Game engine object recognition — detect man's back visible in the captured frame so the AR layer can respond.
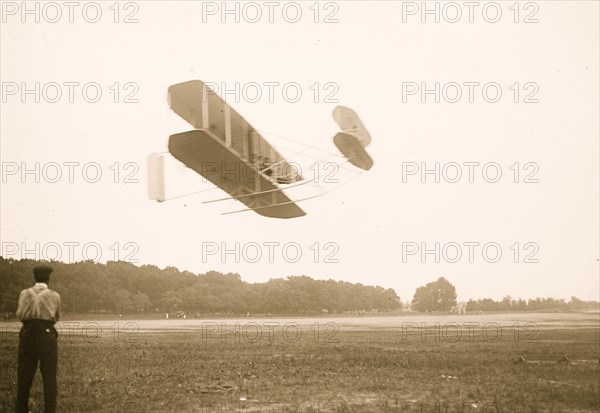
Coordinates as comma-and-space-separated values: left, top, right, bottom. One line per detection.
16, 283, 61, 322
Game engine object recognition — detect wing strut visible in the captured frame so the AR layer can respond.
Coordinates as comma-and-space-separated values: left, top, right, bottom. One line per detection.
203, 179, 315, 204
222, 161, 360, 216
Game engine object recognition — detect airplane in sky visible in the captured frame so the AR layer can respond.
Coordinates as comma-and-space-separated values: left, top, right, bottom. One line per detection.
148, 80, 373, 219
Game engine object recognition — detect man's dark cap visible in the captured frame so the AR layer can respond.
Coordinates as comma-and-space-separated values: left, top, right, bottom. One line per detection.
33, 264, 54, 277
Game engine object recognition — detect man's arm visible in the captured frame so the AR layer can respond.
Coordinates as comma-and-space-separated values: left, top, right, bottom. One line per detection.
15, 290, 29, 321
55, 293, 61, 322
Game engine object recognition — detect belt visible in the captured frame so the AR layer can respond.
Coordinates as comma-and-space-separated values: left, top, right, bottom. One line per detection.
22, 319, 55, 325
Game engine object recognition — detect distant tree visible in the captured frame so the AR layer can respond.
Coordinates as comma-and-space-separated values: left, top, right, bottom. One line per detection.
501, 295, 513, 311
113, 289, 132, 314
465, 299, 478, 312
163, 291, 183, 313
0, 270, 23, 312
514, 298, 527, 311
131, 292, 152, 312
411, 277, 457, 312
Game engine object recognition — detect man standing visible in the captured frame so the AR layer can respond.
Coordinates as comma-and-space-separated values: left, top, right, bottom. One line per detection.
15, 264, 61, 413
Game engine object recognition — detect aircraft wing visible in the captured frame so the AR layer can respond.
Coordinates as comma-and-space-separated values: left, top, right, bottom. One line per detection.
168, 80, 302, 184
169, 129, 306, 219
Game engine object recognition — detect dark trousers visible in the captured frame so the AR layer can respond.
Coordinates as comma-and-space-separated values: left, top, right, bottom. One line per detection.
15, 320, 58, 413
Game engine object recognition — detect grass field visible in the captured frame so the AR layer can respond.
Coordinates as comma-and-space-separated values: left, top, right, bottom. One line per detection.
0, 313, 598, 412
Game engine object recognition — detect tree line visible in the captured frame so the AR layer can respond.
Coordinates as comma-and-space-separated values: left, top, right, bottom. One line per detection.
0, 258, 401, 315
465, 296, 598, 312
2, 259, 597, 316
409, 277, 598, 313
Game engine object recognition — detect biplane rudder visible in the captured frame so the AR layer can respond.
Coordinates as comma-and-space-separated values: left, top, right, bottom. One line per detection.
333, 132, 374, 171
147, 152, 166, 202
332, 105, 372, 148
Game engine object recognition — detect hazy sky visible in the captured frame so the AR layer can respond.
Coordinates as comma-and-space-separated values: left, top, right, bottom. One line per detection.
1, 1, 598, 302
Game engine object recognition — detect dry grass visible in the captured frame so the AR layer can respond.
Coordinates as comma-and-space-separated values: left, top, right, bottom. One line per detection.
0, 318, 598, 412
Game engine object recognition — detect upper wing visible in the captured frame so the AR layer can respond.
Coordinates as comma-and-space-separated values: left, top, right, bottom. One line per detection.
168, 80, 302, 183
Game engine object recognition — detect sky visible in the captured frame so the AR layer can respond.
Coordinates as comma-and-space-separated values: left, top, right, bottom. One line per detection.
1, 1, 599, 302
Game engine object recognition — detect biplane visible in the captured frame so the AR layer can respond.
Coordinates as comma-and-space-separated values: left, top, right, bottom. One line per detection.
148, 80, 373, 219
